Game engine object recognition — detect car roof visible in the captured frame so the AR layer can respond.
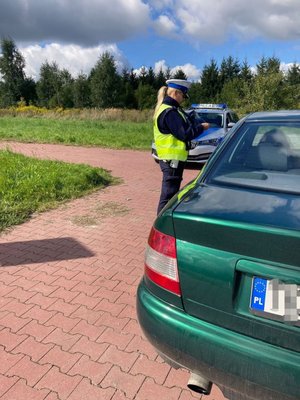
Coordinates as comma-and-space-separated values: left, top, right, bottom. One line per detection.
245, 110, 300, 121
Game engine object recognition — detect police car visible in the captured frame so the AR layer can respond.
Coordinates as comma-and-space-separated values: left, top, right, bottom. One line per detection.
152, 103, 239, 164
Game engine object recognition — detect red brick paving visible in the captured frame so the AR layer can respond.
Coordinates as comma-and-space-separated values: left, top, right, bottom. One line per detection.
0, 142, 228, 400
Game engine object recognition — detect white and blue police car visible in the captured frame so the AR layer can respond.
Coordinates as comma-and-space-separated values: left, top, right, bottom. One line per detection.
152, 103, 239, 165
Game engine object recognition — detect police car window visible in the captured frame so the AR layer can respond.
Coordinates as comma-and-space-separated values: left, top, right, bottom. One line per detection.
195, 112, 223, 127
231, 112, 239, 123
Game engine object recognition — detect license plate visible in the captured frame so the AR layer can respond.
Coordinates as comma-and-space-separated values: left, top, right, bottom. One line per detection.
250, 277, 300, 325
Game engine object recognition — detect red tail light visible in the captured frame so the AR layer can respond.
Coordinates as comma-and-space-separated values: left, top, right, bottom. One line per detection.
144, 227, 181, 296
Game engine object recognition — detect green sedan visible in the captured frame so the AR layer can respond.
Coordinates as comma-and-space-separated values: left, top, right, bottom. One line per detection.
137, 111, 300, 400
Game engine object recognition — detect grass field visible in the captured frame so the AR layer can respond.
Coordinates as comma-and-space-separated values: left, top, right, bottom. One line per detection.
0, 109, 151, 232
0, 114, 153, 150
0, 149, 118, 232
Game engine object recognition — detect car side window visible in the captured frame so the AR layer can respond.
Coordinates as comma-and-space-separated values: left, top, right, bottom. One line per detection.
231, 112, 239, 123
227, 112, 239, 124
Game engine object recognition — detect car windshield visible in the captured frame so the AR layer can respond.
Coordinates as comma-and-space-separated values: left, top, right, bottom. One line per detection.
207, 121, 300, 194
193, 112, 223, 128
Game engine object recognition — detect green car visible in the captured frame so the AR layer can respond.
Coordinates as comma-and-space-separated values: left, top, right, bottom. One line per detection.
137, 111, 300, 400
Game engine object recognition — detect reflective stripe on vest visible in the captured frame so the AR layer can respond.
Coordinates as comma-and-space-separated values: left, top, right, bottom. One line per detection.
154, 104, 188, 161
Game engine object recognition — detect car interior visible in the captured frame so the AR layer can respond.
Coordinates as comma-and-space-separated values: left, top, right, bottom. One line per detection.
208, 124, 300, 192
244, 129, 290, 171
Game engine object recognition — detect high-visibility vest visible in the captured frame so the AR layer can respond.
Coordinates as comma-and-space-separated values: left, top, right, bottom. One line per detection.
154, 104, 188, 161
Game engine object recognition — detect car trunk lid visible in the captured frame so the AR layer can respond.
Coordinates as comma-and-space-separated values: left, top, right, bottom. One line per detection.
173, 184, 300, 352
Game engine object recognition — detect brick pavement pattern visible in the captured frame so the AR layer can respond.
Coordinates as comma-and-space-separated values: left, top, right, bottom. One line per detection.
0, 142, 227, 400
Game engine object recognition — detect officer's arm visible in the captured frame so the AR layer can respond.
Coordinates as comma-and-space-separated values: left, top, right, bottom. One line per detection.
165, 110, 206, 142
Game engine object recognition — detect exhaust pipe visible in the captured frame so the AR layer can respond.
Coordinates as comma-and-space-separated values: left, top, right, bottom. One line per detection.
187, 372, 213, 395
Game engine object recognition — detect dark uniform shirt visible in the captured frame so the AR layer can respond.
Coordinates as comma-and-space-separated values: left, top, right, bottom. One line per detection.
157, 96, 204, 143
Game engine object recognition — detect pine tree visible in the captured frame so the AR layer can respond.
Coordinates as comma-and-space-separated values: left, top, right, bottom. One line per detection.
172, 68, 187, 80
90, 52, 121, 108
239, 59, 253, 83
200, 59, 220, 101
138, 66, 148, 85
119, 68, 137, 108
146, 67, 156, 86
219, 56, 240, 86
154, 68, 166, 89
73, 73, 91, 108
256, 56, 268, 75
165, 67, 172, 80
285, 63, 300, 108
135, 82, 156, 110
129, 69, 138, 90
286, 63, 300, 85
0, 38, 28, 106
188, 82, 202, 104
59, 69, 74, 108
256, 56, 281, 75
36, 61, 61, 107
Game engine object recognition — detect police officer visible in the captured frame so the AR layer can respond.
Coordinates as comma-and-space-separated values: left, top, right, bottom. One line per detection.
154, 79, 209, 215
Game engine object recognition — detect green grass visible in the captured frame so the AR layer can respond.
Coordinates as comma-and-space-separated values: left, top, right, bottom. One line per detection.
0, 149, 118, 232
0, 117, 153, 150
0, 113, 149, 231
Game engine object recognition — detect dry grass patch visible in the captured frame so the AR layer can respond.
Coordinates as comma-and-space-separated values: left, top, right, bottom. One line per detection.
71, 215, 99, 227
71, 201, 130, 227
94, 201, 130, 217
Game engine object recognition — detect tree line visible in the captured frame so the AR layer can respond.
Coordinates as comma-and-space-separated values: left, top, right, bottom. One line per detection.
0, 38, 300, 112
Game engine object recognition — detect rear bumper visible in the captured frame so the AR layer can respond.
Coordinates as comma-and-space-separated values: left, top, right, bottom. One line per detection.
137, 280, 300, 400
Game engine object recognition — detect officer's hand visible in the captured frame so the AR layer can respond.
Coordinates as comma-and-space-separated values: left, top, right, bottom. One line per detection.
201, 122, 210, 130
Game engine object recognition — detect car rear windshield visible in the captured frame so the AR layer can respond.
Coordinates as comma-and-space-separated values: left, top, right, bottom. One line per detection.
207, 121, 300, 194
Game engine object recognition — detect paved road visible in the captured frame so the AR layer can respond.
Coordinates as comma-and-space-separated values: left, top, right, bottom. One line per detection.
0, 142, 227, 400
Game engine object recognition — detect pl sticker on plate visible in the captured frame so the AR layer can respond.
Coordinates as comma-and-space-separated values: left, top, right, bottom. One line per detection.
250, 276, 300, 325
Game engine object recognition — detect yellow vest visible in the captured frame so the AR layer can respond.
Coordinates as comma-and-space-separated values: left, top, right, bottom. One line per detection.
154, 104, 188, 161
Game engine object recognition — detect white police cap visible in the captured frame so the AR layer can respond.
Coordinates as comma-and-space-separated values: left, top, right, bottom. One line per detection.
166, 79, 192, 95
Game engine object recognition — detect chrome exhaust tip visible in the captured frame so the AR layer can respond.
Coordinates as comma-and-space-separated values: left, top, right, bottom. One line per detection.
187, 372, 213, 395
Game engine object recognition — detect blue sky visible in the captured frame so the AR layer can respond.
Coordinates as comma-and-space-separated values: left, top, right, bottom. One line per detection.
0, 0, 300, 81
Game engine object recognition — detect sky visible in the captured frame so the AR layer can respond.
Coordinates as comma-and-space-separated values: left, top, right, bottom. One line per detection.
0, 0, 300, 81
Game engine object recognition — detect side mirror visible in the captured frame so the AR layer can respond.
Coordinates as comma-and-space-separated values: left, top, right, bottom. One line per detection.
227, 122, 235, 129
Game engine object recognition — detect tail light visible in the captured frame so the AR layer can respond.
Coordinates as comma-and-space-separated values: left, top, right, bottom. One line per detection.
144, 227, 181, 296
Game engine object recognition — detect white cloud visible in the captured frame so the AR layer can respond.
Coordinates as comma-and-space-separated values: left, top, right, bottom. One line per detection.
20, 46, 201, 82
153, 15, 178, 37
0, 0, 150, 45
171, 63, 201, 81
280, 62, 300, 73
153, 60, 169, 74
20, 43, 126, 80
153, 59, 201, 80
3, 0, 300, 49
152, 0, 300, 43
1, 0, 300, 81
148, 0, 174, 10
133, 66, 148, 77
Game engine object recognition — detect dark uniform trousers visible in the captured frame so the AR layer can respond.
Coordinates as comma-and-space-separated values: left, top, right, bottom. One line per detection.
157, 160, 185, 215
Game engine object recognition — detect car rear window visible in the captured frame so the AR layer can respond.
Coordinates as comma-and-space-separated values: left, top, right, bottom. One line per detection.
207, 121, 300, 194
